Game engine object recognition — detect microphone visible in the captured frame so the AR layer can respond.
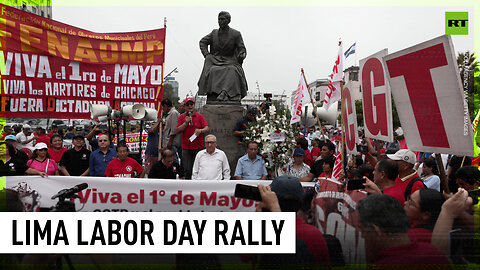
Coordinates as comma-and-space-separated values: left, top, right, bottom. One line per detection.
186, 112, 192, 125
51, 183, 88, 200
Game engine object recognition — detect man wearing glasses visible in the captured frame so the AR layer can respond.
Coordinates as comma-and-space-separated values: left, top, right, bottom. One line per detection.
176, 97, 209, 179
192, 135, 230, 180
89, 134, 117, 177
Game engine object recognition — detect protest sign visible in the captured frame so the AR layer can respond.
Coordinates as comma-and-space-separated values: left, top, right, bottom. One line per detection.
342, 82, 359, 154
314, 177, 366, 264
360, 49, 394, 142
0, 4, 165, 119
6, 176, 315, 212
384, 35, 474, 156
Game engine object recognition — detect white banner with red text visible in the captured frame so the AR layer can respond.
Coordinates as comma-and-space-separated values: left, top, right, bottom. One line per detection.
360, 49, 394, 142
342, 82, 359, 154
384, 35, 474, 156
6, 176, 314, 212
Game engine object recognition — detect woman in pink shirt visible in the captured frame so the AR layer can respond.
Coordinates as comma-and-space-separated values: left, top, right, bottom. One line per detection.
27, 143, 59, 176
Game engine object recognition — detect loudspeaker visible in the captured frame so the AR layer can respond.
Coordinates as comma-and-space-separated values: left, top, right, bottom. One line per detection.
122, 104, 146, 120
90, 103, 111, 119
98, 116, 109, 123
315, 101, 339, 125
143, 108, 158, 122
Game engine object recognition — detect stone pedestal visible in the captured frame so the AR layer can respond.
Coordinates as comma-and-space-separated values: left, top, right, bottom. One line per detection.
200, 104, 245, 177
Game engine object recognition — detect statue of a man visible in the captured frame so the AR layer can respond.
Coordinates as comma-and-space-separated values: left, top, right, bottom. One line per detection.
197, 11, 248, 104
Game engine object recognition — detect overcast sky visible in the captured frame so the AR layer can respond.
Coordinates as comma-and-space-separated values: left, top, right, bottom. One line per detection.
52, 2, 475, 100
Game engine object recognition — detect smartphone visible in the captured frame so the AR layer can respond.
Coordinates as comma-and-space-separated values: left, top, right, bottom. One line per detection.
234, 184, 262, 201
347, 178, 366, 190
356, 145, 368, 153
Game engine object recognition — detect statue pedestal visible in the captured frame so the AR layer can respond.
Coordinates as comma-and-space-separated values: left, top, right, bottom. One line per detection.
200, 104, 245, 177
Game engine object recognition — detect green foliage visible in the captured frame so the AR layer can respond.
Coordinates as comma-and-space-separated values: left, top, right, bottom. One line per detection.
354, 98, 400, 129
162, 84, 179, 107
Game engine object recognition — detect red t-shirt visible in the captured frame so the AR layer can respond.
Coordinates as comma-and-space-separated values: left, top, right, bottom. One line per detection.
105, 157, 144, 178
395, 173, 424, 199
408, 228, 432, 243
176, 112, 208, 150
371, 241, 448, 265
304, 149, 313, 168
35, 135, 51, 148
311, 147, 321, 159
296, 217, 330, 265
48, 148, 68, 164
382, 185, 405, 206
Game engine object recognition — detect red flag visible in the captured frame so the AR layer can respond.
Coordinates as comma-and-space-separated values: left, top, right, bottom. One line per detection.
331, 143, 343, 182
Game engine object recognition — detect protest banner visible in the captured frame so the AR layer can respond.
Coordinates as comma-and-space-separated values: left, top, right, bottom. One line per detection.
6, 176, 315, 212
359, 49, 394, 142
384, 35, 474, 156
342, 82, 358, 154
314, 177, 366, 264
0, 4, 165, 119
111, 133, 148, 153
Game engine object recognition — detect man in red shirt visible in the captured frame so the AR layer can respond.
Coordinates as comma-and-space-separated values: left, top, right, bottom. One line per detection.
387, 149, 425, 201
35, 128, 51, 148
363, 158, 405, 206
175, 98, 209, 179
105, 144, 145, 178
357, 194, 449, 267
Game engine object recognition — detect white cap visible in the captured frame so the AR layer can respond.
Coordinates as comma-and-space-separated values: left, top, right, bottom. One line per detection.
387, 149, 416, 165
34, 143, 48, 150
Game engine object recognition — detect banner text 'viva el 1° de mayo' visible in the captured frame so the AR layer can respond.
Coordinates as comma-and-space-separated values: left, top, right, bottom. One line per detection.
0, 4, 165, 119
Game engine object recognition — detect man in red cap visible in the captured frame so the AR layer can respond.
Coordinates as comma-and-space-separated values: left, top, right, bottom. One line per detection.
176, 97, 209, 179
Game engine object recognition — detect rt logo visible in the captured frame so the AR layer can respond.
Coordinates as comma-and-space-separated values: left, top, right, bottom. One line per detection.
445, 12, 468, 35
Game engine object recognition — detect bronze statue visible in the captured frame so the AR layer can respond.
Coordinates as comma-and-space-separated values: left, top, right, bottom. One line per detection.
198, 11, 248, 104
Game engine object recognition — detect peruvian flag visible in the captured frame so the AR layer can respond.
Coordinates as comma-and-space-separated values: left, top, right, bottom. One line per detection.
290, 72, 310, 124
323, 41, 344, 111
331, 143, 343, 182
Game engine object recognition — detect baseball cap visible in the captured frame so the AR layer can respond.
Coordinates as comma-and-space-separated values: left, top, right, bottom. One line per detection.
23, 124, 31, 132
293, 148, 305, 156
387, 149, 416, 165
269, 175, 304, 201
246, 106, 257, 115
5, 135, 17, 141
184, 97, 195, 105
34, 143, 48, 150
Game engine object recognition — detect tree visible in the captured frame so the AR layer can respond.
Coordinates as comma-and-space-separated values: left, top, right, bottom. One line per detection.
162, 84, 180, 107
457, 51, 479, 120
354, 98, 400, 129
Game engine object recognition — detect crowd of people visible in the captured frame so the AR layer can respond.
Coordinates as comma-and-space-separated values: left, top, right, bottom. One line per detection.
1, 96, 479, 267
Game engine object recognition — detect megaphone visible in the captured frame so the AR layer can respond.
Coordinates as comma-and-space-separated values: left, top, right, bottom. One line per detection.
315, 101, 339, 125
90, 103, 112, 119
98, 115, 109, 123
122, 104, 146, 120
143, 108, 158, 122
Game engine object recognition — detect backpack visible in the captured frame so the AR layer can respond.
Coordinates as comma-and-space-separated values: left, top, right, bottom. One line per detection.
404, 177, 427, 201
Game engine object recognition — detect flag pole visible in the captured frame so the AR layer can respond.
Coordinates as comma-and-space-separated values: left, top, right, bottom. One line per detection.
301, 68, 327, 141
340, 81, 346, 175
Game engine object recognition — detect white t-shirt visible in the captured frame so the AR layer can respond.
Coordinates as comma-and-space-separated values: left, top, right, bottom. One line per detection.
17, 132, 35, 147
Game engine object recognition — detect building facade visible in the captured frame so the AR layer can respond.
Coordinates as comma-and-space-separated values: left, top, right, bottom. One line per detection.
2, 0, 52, 18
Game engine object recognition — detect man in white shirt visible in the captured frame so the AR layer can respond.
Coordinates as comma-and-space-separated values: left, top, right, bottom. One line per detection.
16, 124, 37, 148
192, 134, 230, 180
